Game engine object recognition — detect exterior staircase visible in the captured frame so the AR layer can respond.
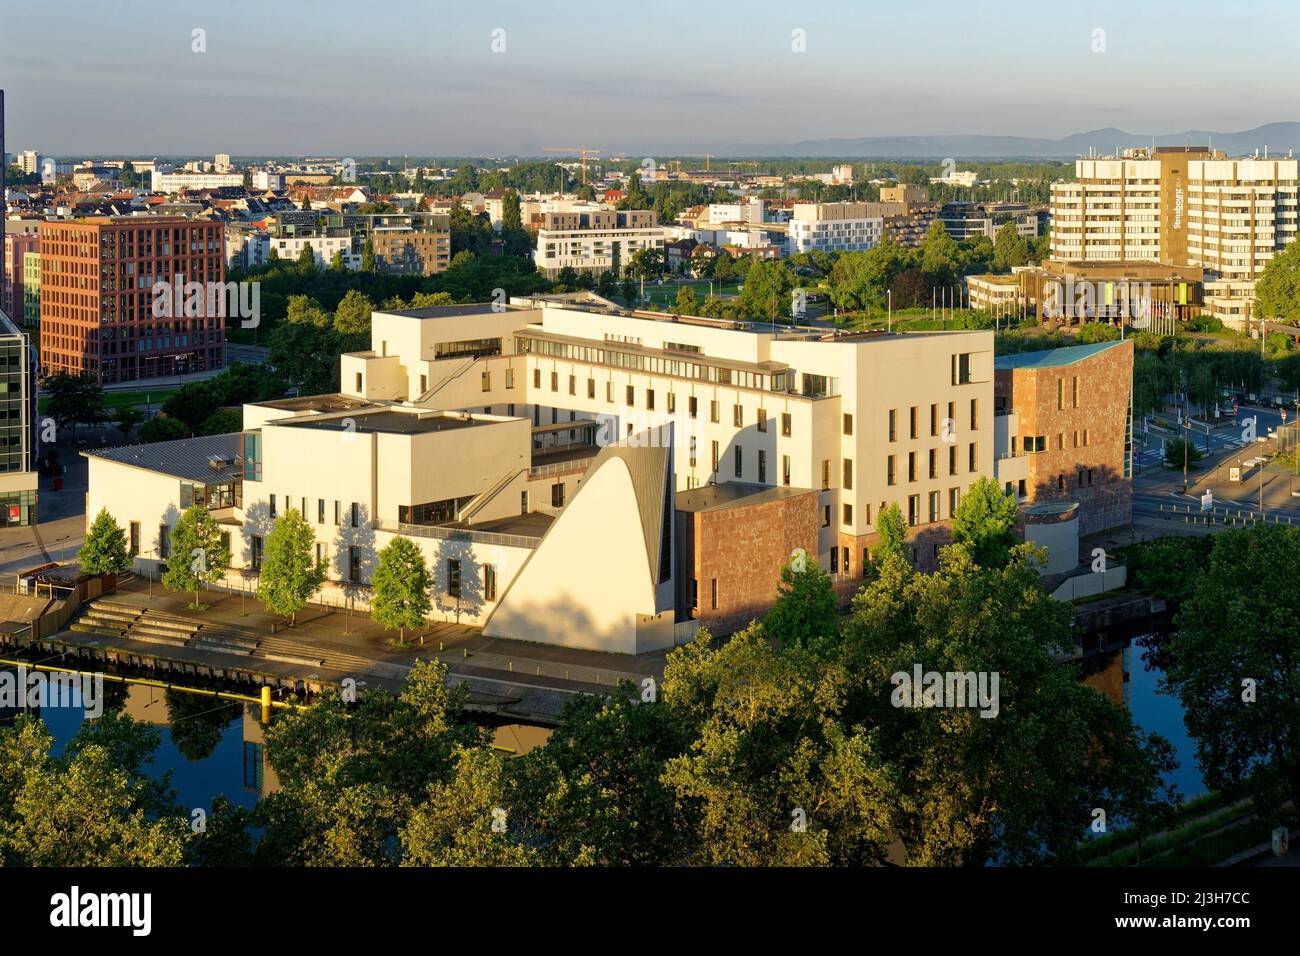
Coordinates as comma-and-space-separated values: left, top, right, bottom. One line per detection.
65, 599, 377, 675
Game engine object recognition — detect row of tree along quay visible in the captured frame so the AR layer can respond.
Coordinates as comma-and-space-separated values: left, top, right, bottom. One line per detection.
79, 506, 434, 638
17, 476, 1290, 866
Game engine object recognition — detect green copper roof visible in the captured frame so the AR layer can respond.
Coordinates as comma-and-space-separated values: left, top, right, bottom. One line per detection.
994, 339, 1128, 371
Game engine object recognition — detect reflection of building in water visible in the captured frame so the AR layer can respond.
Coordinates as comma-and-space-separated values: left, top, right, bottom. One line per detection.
1081, 644, 1129, 709
242, 705, 281, 797
123, 683, 170, 724
492, 723, 552, 756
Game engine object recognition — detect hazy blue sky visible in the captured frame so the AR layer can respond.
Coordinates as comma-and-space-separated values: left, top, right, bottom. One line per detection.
3, 0, 1297, 156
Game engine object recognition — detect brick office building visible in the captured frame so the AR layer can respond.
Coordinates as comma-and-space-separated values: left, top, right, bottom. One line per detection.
994, 340, 1133, 536
39, 216, 226, 384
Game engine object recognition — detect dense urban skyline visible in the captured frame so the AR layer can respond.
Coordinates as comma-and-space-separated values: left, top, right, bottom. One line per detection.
5, 0, 1300, 154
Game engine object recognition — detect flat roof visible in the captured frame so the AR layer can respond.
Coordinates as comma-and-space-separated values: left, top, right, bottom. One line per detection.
373, 304, 505, 320
255, 394, 373, 413
676, 482, 817, 513
82, 433, 243, 483
277, 410, 490, 435
444, 512, 555, 538
994, 339, 1128, 372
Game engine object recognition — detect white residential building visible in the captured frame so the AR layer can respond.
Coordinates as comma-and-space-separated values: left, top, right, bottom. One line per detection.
788, 202, 884, 254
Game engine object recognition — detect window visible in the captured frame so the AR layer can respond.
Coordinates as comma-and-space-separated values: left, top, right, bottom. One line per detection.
758, 408, 767, 432
552, 483, 565, 507
734, 446, 743, 478
481, 371, 491, 392
318, 499, 325, 523
484, 564, 497, 601
822, 505, 831, 528
843, 503, 853, 525
351, 502, 359, 528
1057, 474, 1065, 492
843, 413, 853, 436
930, 404, 938, 436
733, 404, 743, 426
1073, 430, 1079, 448
334, 501, 341, 525
158, 524, 169, 560
551, 371, 558, 391
301, 496, 309, 518
758, 449, 767, 483
520, 491, 528, 514
968, 443, 977, 472
949, 487, 960, 516
506, 368, 515, 389
606, 381, 613, 403
929, 490, 940, 523
533, 368, 541, 388
929, 448, 937, 480
689, 396, 698, 419
888, 409, 897, 441
887, 455, 896, 486
269, 494, 277, 518
710, 578, 718, 610
1057, 378, 1064, 410
420, 374, 428, 394
843, 458, 853, 490
821, 459, 830, 490
711, 440, 719, 471
447, 559, 461, 598
710, 400, 719, 423
830, 547, 838, 574
1017, 479, 1026, 497
252, 535, 264, 571
908, 451, 917, 482
626, 384, 635, 406
782, 455, 791, 486
1072, 376, 1079, 408
587, 378, 595, 399
647, 389, 655, 410
909, 406, 918, 439
1083, 428, 1090, 446
970, 398, 979, 431
949, 446, 958, 475
689, 436, 698, 467
781, 413, 792, 437
952, 352, 972, 385
355, 372, 363, 392
908, 494, 920, 526
668, 393, 676, 414
568, 374, 576, 395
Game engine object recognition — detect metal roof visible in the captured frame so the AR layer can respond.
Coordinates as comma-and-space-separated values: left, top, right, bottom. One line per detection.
994, 339, 1128, 371
82, 433, 243, 483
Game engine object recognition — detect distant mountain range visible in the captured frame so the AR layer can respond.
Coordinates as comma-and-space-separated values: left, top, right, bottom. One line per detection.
613, 124, 1300, 160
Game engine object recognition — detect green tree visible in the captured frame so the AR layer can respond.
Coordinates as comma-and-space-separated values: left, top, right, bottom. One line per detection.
333, 289, 374, 336
200, 408, 243, 435
674, 284, 698, 316
257, 510, 326, 625
920, 220, 961, 286
115, 405, 143, 438
873, 501, 907, 565
1079, 321, 1121, 343
1254, 236, 1300, 324
40, 371, 105, 440
163, 504, 231, 607
950, 475, 1020, 568
370, 536, 432, 642
285, 294, 332, 328
297, 242, 316, 270
360, 238, 376, 273
738, 259, 795, 322
138, 415, 190, 443
78, 508, 132, 576
763, 552, 838, 649
329, 249, 346, 272
1160, 525, 1300, 815
992, 221, 1029, 272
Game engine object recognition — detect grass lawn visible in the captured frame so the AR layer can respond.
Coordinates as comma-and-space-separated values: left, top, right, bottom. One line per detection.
38, 387, 179, 416
640, 279, 741, 307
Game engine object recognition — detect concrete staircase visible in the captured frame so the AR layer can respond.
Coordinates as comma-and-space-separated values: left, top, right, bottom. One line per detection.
66, 598, 377, 675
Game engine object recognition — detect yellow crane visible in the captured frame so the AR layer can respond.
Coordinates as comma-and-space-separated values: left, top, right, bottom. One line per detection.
542, 146, 604, 185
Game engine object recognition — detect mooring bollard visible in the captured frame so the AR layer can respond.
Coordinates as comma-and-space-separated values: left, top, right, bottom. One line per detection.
260, 685, 271, 723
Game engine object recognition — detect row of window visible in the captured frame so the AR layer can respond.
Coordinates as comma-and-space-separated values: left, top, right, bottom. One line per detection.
268, 494, 360, 528
888, 401, 976, 441
887, 445, 978, 484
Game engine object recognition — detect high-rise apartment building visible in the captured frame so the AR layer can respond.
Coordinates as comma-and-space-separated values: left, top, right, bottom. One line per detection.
0, 307, 37, 527
1050, 147, 1299, 327
39, 217, 226, 384
534, 210, 667, 277
788, 202, 885, 254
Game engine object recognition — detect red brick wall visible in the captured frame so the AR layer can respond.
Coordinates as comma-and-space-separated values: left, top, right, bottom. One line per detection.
998, 342, 1133, 535
686, 490, 819, 636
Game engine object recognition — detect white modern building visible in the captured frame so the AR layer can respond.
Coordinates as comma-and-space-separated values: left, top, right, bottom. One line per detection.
788, 202, 884, 254
84, 299, 1127, 653
534, 210, 669, 277
152, 167, 245, 193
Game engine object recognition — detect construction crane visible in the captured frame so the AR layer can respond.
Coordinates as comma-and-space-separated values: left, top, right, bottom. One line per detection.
686, 153, 715, 172
542, 146, 604, 185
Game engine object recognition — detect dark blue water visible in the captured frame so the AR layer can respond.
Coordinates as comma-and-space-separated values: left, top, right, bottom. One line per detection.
1123, 644, 1207, 800
7, 678, 269, 815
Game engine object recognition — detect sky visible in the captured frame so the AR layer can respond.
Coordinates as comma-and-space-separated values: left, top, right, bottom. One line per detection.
3, 0, 1298, 157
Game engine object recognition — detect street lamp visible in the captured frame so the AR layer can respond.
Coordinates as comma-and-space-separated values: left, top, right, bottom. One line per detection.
887, 289, 892, 333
